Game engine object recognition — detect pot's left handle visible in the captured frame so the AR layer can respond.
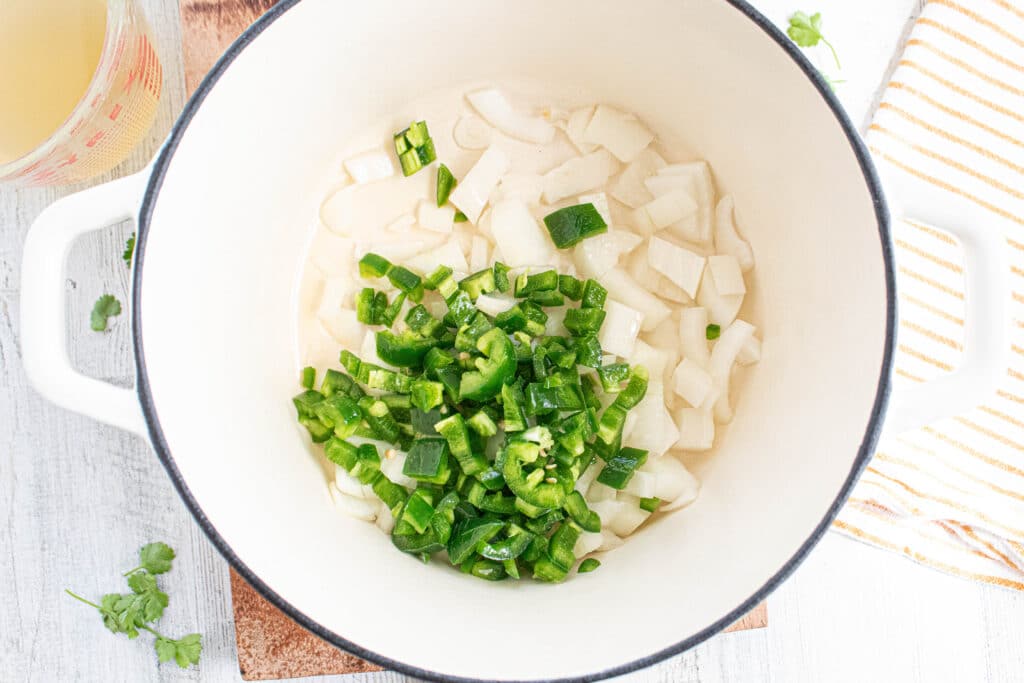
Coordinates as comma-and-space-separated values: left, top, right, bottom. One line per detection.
21, 171, 149, 436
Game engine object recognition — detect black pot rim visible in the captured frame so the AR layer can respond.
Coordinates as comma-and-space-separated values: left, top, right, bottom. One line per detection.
131, 1, 895, 681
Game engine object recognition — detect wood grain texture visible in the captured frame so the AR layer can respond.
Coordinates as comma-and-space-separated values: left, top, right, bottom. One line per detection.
180, 0, 279, 93
4, 1, 1023, 682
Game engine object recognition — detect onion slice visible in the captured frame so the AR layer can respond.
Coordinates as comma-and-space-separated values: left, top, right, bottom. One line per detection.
708, 320, 756, 423
467, 88, 556, 144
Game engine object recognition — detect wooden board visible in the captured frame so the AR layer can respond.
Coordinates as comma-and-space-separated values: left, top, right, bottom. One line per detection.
179, 1, 765, 678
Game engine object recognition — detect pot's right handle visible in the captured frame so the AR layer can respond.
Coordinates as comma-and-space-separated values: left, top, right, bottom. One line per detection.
20, 171, 149, 437
881, 166, 1009, 436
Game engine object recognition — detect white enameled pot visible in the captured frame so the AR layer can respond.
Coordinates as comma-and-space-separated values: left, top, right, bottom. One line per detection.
20, 1, 1009, 680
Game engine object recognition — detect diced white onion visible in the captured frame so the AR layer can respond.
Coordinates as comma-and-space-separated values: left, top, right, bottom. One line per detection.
623, 470, 657, 498
361, 330, 396, 371
715, 195, 755, 272
404, 239, 469, 274
563, 106, 598, 154
708, 254, 746, 296
374, 500, 396, 533
611, 148, 666, 208
640, 190, 698, 230
379, 449, 417, 489
577, 191, 613, 225
658, 162, 715, 243
449, 146, 511, 224
625, 383, 679, 458
574, 531, 604, 558
545, 305, 569, 337
542, 149, 619, 204
675, 408, 715, 451
334, 467, 365, 497
598, 530, 625, 551
475, 293, 515, 317
329, 486, 378, 521
709, 320, 756, 423
489, 198, 555, 267
644, 455, 701, 511
453, 115, 493, 150
467, 88, 556, 144
386, 213, 416, 233
352, 231, 446, 263
317, 276, 358, 321
600, 495, 651, 536
673, 357, 713, 408
416, 200, 455, 234
318, 308, 363, 349
738, 336, 762, 365
343, 150, 394, 184
629, 340, 672, 384
599, 299, 643, 358
574, 458, 601, 494
469, 235, 490, 272
587, 481, 619, 503
647, 235, 706, 299
679, 307, 711, 369
492, 172, 544, 206
627, 206, 658, 236
575, 230, 637, 279
696, 266, 744, 328
600, 268, 671, 332
582, 105, 655, 162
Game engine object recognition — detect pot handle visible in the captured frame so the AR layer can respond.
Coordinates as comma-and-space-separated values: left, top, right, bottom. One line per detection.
20, 171, 149, 437
881, 167, 1009, 435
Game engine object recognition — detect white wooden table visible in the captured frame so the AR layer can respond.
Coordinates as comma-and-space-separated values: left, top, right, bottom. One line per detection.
3, 1, 1023, 681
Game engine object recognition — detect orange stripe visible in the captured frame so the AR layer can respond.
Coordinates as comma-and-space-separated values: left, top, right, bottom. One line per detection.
997, 388, 1024, 405
898, 265, 965, 300
930, 0, 1024, 51
1009, 368, 1024, 383
833, 520, 1024, 590
885, 81, 1024, 148
1015, 292, 1024, 307
979, 404, 1024, 432
916, 17, 1024, 73
894, 435, 1024, 502
902, 293, 965, 326
895, 367, 927, 383
872, 149, 1024, 229
922, 426, 1024, 478
866, 466, 1024, 538
906, 38, 1024, 98
897, 60, 1024, 126
877, 103, 1024, 176
904, 218, 959, 246
893, 236, 964, 273
873, 451, 976, 497
1013, 265, 1024, 279
848, 498, 1000, 562
1013, 344, 1024, 358
898, 344, 954, 372
987, 0, 1024, 22
955, 522, 1024, 573
1007, 237, 1024, 253
872, 126, 1024, 201
953, 415, 1024, 453
900, 319, 963, 351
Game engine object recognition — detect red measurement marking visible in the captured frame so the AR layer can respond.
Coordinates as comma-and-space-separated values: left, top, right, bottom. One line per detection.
56, 154, 78, 169
85, 131, 105, 148
109, 104, 122, 121
123, 69, 137, 94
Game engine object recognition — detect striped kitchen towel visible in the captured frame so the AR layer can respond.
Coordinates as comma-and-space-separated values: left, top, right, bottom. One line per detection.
836, 0, 1024, 590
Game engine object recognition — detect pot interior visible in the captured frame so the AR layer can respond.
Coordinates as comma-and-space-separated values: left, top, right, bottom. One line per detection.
137, 0, 889, 679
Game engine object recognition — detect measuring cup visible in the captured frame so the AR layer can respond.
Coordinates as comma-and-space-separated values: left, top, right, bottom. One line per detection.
0, 0, 162, 187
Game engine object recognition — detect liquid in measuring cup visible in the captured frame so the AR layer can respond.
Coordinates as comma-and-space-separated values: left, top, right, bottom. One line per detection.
0, 0, 108, 165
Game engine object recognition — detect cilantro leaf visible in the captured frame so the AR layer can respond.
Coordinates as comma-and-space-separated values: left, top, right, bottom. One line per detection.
123, 233, 136, 267
66, 542, 202, 669
173, 634, 203, 668
155, 637, 178, 664
787, 11, 841, 69
90, 294, 122, 332
127, 571, 158, 595
137, 542, 175, 575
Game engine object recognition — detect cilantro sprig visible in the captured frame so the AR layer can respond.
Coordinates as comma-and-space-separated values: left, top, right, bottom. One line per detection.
787, 11, 840, 69
123, 233, 136, 267
66, 542, 202, 669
